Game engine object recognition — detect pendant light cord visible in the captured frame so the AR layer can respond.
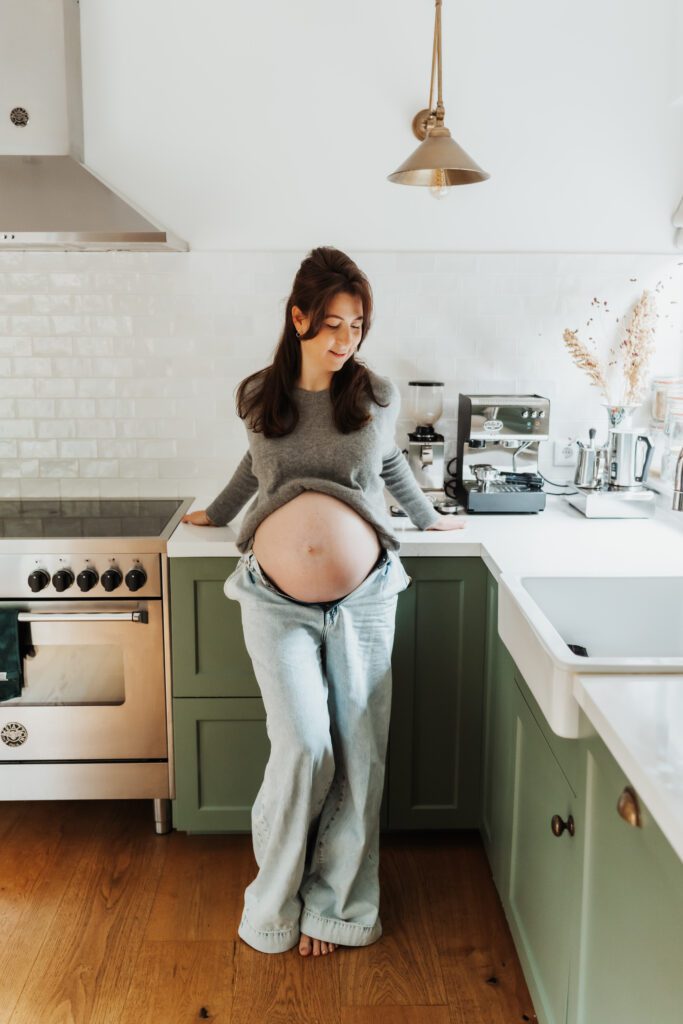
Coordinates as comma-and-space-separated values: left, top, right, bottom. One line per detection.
428, 0, 443, 122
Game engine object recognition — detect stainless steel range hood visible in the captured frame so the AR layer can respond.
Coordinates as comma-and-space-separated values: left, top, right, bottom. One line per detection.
0, 0, 187, 252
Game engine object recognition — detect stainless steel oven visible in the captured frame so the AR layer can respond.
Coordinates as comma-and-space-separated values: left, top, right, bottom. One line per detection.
0, 497, 193, 833
1, 597, 165, 758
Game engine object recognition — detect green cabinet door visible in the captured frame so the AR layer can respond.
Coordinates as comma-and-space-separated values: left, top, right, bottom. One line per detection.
507, 676, 580, 1024
172, 697, 269, 833
571, 732, 683, 1024
388, 556, 487, 829
480, 571, 517, 893
170, 557, 259, 697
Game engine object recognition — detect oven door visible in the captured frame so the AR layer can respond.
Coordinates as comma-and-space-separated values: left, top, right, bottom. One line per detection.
0, 599, 166, 761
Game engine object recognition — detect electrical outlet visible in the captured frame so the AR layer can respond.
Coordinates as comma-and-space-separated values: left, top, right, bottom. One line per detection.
553, 437, 577, 466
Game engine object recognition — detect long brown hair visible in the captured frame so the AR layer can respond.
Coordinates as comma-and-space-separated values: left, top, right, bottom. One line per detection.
235, 246, 389, 437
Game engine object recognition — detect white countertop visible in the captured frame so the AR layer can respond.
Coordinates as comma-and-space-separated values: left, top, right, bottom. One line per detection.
167, 490, 683, 861
574, 673, 683, 860
168, 491, 683, 579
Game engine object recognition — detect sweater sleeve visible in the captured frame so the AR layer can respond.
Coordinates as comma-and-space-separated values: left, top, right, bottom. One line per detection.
381, 445, 442, 529
379, 377, 441, 530
205, 450, 259, 526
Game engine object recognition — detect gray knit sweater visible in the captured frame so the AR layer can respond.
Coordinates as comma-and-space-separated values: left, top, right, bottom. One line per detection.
205, 368, 441, 552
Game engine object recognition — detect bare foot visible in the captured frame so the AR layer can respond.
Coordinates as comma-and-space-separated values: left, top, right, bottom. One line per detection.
298, 931, 336, 956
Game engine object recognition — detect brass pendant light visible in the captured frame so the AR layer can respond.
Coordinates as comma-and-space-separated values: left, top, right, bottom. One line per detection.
387, 0, 489, 197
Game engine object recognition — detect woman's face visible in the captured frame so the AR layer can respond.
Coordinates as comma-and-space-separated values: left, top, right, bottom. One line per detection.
292, 292, 364, 373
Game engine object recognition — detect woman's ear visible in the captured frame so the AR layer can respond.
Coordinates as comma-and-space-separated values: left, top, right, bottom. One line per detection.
291, 305, 309, 336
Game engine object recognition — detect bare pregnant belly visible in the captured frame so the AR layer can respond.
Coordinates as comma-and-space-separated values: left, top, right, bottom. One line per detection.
251, 491, 382, 603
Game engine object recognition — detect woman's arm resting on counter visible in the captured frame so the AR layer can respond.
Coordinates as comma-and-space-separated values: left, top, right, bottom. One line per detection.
203, 450, 259, 526
381, 444, 442, 529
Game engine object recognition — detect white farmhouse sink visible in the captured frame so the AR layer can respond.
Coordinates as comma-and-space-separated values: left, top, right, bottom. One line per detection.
498, 575, 683, 738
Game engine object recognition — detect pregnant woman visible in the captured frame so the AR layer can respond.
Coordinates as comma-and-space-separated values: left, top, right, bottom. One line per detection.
181, 246, 465, 957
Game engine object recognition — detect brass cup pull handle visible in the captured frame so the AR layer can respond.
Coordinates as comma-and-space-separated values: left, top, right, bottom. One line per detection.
551, 813, 575, 837
616, 786, 642, 828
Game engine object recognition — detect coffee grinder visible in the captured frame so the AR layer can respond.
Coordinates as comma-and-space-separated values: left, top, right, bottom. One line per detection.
390, 380, 460, 516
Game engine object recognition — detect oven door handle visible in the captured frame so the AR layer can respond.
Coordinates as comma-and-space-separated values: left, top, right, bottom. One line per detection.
17, 610, 148, 624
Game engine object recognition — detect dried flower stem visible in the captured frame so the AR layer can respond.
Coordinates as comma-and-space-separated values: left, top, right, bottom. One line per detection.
562, 328, 609, 399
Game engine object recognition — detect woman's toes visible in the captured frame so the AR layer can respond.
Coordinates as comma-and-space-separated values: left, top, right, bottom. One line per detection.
312, 938, 321, 956
299, 933, 312, 956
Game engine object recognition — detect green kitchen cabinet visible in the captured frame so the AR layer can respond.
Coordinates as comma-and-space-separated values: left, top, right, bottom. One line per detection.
568, 731, 683, 1024
172, 697, 269, 832
481, 582, 683, 1024
169, 556, 392, 832
480, 571, 517, 893
170, 554, 487, 833
388, 556, 487, 829
504, 674, 581, 1024
169, 557, 259, 698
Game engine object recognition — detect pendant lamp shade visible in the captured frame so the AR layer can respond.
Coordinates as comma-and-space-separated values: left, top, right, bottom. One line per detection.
387, 0, 489, 191
387, 127, 489, 186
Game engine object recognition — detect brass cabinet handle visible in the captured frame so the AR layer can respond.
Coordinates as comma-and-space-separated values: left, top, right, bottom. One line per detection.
551, 813, 575, 837
616, 786, 642, 828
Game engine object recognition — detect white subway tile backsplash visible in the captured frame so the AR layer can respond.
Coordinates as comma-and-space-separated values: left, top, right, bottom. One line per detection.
59, 440, 98, 459
0, 420, 35, 439
20, 440, 58, 459
76, 419, 116, 439
37, 420, 76, 439
0, 459, 38, 478
80, 459, 119, 478
98, 439, 137, 459
40, 459, 78, 478
0, 251, 680, 500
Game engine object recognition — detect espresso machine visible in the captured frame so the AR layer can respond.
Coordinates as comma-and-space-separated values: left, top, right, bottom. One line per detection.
454, 393, 550, 513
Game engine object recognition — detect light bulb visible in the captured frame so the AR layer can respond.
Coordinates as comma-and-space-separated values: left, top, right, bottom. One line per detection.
429, 168, 450, 199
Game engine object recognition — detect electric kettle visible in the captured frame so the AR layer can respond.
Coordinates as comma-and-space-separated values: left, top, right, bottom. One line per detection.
607, 429, 654, 490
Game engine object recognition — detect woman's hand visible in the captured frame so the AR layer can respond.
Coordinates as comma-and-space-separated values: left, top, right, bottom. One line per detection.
425, 515, 467, 531
181, 509, 217, 527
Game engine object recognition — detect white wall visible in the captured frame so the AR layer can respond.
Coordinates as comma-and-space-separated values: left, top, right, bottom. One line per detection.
79, 0, 683, 251
1, 250, 681, 500
1, 3, 683, 503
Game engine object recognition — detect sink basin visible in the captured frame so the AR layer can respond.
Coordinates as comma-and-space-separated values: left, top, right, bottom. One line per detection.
498, 575, 683, 738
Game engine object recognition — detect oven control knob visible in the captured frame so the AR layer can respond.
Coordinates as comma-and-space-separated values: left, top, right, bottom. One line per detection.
52, 568, 75, 592
28, 569, 50, 593
125, 567, 147, 592
101, 567, 123, 592
77, 568, 99, 592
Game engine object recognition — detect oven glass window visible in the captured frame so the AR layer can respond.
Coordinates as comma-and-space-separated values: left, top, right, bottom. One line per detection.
3, 645, 125, 706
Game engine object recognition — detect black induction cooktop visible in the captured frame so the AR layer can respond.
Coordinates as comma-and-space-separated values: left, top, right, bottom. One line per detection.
0, 498, 186, 539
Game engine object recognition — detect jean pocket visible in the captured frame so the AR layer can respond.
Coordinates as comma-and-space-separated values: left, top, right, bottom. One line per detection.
223, 558, 246, 598
380, 551, 412, 597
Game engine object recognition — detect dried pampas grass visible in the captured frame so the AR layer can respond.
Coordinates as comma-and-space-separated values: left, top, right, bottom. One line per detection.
563, 289, 657, 405
562, 328, 609, 398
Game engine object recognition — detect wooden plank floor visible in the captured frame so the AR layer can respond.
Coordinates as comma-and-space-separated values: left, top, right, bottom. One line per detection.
0, 799, 537, 1024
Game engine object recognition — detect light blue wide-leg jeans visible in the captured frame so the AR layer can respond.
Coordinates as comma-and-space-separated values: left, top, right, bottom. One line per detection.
223, 543, 412, 954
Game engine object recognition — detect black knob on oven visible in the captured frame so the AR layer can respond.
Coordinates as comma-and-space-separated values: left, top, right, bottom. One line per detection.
52, 568, 74, 593
77, 568, 99, 592
101, 567, 123, 592
28, 569, 50, 593
125, 567, 147, 592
